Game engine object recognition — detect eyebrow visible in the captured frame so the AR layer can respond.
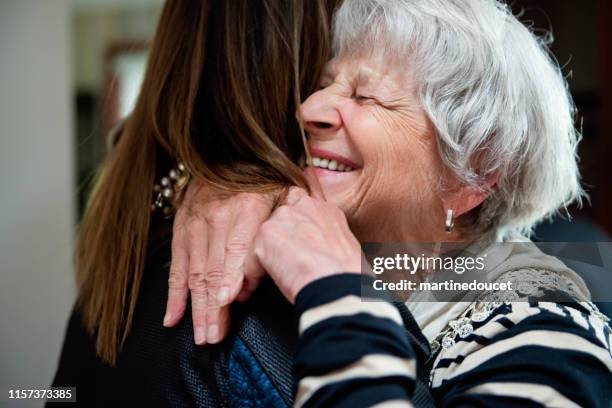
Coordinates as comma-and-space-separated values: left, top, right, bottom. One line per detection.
357, 64, 385, 88
322, 63, 377, 90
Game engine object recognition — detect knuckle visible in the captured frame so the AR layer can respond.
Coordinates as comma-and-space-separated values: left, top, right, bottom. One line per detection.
205, 262, 225, 284
274, 205, 291, 217
187, 271, 207, 290
243, 196, 271, 214
259, 220, 275, 236
225, 236, 251, 256
258, 222, 282, 245
167, 270, 188, 288
288, 186, 304, 196
186, 219, 205, 238
204, 208, 231, 227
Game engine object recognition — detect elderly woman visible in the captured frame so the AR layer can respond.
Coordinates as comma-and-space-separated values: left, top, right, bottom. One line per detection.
167, 0, 612, 406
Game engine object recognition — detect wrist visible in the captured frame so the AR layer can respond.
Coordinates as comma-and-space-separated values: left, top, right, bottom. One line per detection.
294, 273, 366, 314
290, 261, 360, 303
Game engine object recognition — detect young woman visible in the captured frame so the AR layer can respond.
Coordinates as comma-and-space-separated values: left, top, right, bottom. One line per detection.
50, 1, 339, 406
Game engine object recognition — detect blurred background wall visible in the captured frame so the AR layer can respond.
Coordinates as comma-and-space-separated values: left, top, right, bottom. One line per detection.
0, 0, 609, 406
0, 1, 74, 405
0, 0, 161, 406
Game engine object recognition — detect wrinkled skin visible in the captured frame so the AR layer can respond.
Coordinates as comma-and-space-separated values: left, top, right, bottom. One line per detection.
163, 180, 272, 345
166, 53, 491, 344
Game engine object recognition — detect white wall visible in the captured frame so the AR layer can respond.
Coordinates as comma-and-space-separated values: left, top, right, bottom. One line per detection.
0, 0, 75, 406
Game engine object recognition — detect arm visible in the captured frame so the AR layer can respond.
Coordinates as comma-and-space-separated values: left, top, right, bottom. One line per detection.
430, 301, 612, 407
294, 274, 417, 407
243, 187, 420, 407
292, 288, 612, 408
245, 187, 612, 407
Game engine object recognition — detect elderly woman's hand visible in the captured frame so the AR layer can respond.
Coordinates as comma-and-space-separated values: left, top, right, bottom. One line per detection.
245, 187, 362, 304
163, 179, 274, 345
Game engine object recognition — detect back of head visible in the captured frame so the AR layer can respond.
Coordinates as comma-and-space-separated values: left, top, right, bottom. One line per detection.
77, 0, 339, 365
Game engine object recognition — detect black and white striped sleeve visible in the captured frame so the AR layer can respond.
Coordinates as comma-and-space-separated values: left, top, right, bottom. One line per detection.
293, 274, 417, 408
430, 301, 612, 407
292, 272, 612, 408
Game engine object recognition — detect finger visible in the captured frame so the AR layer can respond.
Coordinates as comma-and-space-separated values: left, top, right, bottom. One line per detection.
187, 220, 209, 345
238, 273, 264, 302
236, 288, 255, 302
164, 218, 190, 327
202, 212, 230, 344
304, 166, 326, 201
242, 243, 266, 301
211, 305, 231, 344
219, 201, 269, 307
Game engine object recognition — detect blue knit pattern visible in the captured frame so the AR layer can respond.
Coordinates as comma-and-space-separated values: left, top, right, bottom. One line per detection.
228, 337, 288, 408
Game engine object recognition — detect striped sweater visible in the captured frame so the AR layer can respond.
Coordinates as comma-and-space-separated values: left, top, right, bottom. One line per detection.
293, 274, 612, 407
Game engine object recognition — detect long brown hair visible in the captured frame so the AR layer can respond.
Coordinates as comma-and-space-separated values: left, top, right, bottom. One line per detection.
77, 0, 338, 365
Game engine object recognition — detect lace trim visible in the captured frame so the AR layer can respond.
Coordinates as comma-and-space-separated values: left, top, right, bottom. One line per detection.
429, 268, 609, 364
478, 268, 586, 303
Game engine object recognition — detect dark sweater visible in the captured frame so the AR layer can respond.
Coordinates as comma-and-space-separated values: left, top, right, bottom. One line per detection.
48, 217, 302, 407
47, 220, 434, 407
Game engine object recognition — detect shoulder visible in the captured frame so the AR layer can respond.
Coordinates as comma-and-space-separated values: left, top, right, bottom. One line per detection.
430, 300, 612, 406
431, 300, 611, 364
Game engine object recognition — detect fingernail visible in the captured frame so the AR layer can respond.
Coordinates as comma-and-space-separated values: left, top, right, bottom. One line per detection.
217, 287, 230, 306
207, 325, 219, 344
195, 327, 206, 345
163, 312, 172, 327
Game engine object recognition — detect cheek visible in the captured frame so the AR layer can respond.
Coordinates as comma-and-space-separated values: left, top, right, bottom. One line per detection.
375, 130, 441, 207
347, 107, 445, 226
358, 108, 442, 194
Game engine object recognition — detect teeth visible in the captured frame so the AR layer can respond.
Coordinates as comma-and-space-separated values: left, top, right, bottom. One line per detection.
306, 156, 355, 172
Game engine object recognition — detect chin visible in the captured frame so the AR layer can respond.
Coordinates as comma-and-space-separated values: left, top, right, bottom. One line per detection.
312, 166, 360, 194
302, 148, 363, 205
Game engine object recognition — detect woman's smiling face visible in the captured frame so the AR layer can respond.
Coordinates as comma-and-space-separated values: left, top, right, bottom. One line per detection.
301, 53, 448, 242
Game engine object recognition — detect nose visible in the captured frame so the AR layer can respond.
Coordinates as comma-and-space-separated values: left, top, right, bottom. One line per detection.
300, 89, 342, 135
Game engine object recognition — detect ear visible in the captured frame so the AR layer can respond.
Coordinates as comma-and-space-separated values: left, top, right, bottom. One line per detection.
441, 171, 499, 217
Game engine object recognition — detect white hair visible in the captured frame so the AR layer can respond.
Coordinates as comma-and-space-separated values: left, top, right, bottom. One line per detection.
333, 0, 585, 240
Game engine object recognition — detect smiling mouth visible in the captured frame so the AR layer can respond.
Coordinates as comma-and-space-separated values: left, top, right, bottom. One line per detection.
307, 156, 354, 172
302, 147, 362, 173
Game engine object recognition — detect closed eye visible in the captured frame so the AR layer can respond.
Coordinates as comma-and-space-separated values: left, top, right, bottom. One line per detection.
352, 92, 378, 104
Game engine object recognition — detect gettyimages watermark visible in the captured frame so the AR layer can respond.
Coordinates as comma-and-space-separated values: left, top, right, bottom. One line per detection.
359, 242, 612, 303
